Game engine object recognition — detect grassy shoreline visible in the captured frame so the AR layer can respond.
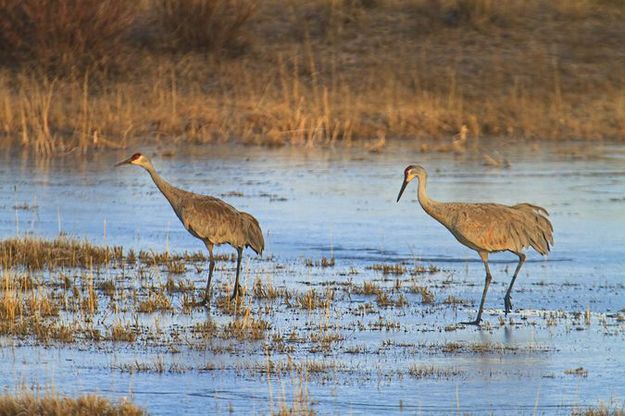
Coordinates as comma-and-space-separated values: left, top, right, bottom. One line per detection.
0, 0, 624, 154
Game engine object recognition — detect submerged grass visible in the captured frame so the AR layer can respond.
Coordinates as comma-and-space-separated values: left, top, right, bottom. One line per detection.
572, 406, 625, 416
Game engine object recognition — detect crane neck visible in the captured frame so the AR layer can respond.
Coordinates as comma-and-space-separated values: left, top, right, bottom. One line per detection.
142, 162, 182, 206
415, 174, 441, 218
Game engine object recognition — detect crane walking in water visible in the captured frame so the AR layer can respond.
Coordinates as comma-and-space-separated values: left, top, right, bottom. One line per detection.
115, 153, 264, 305
396, 165, 553, 325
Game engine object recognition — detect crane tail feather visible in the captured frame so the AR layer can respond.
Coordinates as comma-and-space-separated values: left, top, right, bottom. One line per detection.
512, 203, 554, 255
240, 212, 264, 255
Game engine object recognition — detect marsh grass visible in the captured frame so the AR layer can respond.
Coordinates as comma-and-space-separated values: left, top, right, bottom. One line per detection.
305, 256, 335, 268
1, 0, 623, 154
410, 285, 435, 304
407, 364, 464, 379
224, 307, 270, 340
0, 390, 144, 416
352, 280, 381, 296
573, 405, 625, 416
137, 290, 173, 313
109, 320, 137, 342
253, 277, 284, 300
0, 236, 123, 269
565, 367, 589, 377
369, 263, 406, 275
0, 236, 218, 273
296, 288, 334, 310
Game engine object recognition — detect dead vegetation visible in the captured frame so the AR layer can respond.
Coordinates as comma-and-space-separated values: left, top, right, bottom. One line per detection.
0, 236, 216, 272
407, 364, 464, 379
368, 263, 406, 275
0, 390, 144, 416
305, 256, 335, 268
0, 0, 622, 154
410, 285, 435, 304
572, 406, 625, 416
0, 236, 123, 269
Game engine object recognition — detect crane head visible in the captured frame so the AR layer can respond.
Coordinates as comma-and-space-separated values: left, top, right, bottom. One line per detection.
115, 152, 145, 167
396, 165, 424, 202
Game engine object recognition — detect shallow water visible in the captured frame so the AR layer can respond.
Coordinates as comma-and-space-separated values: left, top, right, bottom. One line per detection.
0, 141, 624, 414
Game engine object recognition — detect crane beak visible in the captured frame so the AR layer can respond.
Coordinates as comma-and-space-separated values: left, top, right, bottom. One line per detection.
396, 179, 409, 202
114, 156, 133, 167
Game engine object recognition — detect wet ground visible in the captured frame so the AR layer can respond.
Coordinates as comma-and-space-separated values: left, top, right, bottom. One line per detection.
0, 141, 624, 414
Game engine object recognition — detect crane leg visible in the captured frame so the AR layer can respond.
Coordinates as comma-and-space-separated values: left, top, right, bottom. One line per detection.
230, 247, 243, 301
504, 253, 526, 315
462, 252, 492, 326
198, 243, 215, 306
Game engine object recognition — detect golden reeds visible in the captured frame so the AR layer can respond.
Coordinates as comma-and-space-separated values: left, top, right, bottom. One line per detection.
0, 390, 145, 416
0, 0, 621, 154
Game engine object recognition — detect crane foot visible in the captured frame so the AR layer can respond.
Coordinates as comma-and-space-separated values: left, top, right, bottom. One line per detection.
504, 295, 512, 315
230, 284, 244, 301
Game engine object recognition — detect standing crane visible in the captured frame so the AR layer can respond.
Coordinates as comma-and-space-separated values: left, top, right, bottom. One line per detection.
115, 153, 264, 304
396, 165, 553, 325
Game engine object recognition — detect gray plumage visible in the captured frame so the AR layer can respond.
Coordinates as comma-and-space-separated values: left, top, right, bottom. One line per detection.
116, 153, 264, 303
397, 165, 553, 325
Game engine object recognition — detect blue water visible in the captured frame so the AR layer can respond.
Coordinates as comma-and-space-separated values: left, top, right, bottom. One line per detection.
0, 141, 624, 414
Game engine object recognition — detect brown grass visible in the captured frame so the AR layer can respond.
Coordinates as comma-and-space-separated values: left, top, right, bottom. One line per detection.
410, 285, 435, 304
137, 291, 173, 313
0, 0, 136, 73
109, 320, 137, 342
407, 363, 463, 379
369, 263, 406, 275
0, 0, 624, 154
0, 391, 144, 416
154, 0, 256, 54
572, 406, 625, 416
0, 236, 123, 270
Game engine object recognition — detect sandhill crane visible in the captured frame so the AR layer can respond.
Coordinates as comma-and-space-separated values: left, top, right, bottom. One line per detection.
396, 165, 553, 325
115, 153, 264, 304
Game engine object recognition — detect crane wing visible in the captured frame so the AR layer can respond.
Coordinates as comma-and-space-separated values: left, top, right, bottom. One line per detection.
444, 202, 553, 254
179, 196, 246, 246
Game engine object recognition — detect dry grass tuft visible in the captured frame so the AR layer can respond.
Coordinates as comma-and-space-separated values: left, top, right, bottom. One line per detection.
0, 391, 144, 416
296, 288, 334, 310
137, 291, 173, 313
369, 263, 406, 275
109, 321, 137, 342
410, 285, 435, 304
223, 308, 270, 340
0, 236, 123, 270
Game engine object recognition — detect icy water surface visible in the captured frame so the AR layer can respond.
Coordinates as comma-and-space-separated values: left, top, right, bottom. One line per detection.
0, 141, 624, 414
